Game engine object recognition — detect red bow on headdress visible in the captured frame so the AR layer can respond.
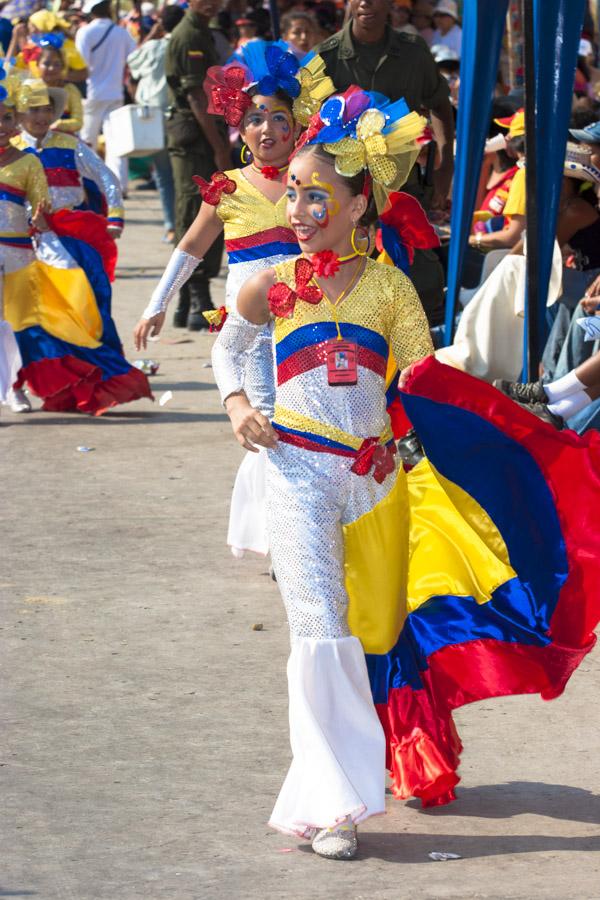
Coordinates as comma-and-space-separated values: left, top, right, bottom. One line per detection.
351, 438, 397, 483
376, 191, 440, 266
268, 258, 323, 318
204, 64, 252, 128
193, 172, 237, 206
22, 44, 42, 64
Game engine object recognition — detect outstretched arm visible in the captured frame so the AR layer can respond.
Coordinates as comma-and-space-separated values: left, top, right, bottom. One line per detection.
133, 202, 224, 350
212, 268, 278, 452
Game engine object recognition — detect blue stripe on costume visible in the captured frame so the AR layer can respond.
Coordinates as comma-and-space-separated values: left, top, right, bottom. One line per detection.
272, 422, 353, 452
227, 240, 300, 263
16, 324, 131, 380
366, 393, 569, 703
31, 146, 77, 170
59, 235, 121, 353
276, 321, 389, 365
0, 188, 25, 205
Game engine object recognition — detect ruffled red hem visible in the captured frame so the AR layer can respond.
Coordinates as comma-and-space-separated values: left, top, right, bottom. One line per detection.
17, 356, 153, 415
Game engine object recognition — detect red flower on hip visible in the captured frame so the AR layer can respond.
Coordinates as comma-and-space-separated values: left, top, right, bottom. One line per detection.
351, 439, 397, 483
203, 305, 228, 332
260, 165, 281, 180
268, 257, 323, 318
311, 249, 340, 278
204, 64, 252, 128
193, 172, 237, 206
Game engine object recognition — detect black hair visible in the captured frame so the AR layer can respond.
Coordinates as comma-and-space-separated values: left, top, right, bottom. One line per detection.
90, 0, 111, 17
295, 142, 378, 227
508, 134, 526, 155
161, 4, 184, 33
280, 11, 315, 34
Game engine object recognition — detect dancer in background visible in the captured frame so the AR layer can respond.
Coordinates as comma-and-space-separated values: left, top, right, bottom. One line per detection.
135, 42, 333, 555
4, 77, 151, 414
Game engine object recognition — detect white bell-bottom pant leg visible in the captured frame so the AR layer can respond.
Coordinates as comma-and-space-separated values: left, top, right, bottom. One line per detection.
81, 99, 129, 191
266, 443, 388, 837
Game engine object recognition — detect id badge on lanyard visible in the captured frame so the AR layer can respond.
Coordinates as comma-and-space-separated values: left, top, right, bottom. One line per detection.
325, 339, 358, 385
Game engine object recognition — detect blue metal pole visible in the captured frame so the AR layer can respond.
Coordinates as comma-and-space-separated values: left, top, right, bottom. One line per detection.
443, 0, 509, 345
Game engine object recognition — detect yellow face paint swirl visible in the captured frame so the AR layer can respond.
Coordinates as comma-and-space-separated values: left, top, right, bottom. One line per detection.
310, 171, 340, 216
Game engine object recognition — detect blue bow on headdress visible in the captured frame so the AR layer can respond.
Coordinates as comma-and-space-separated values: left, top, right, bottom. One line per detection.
308, 88, 410, 145
230, 40, 300, 99
32, 32, 65, 50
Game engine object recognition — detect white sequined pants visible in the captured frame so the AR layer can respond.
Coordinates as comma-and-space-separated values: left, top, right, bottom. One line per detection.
266, 442, 389, 837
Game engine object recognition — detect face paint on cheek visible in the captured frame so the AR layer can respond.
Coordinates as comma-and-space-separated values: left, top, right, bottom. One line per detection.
281, 120, 292, 142
310, 171, 340, 226
311, 203, 329, 228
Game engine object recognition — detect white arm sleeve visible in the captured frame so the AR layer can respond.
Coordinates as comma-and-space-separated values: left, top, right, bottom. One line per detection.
211, 312, 265, 405
142, 248, 201, 319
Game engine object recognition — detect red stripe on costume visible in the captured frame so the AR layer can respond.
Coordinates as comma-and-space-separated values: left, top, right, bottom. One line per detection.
377, 634, 595, 806
44, 167, 81, 187
0, 181, 26, 198
225, 226, 297, 252
47, 208, 118, 282
405, 358, 600, 649
277, 343, 387, 385
275, 428, 354, 458
18, 355, 152, 415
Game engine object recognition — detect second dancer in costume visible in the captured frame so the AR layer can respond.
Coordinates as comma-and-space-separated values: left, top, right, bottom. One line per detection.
135, 42, 333, 554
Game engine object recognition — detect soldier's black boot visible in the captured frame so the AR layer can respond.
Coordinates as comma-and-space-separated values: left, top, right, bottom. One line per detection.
187, 281, 213, 331
172, 283, 190, 328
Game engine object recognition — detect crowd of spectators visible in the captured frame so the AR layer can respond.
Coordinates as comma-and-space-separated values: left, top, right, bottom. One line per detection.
3, 0, 600, 433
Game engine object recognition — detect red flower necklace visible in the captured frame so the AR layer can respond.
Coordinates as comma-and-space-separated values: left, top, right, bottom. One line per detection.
252, 163, 289, 181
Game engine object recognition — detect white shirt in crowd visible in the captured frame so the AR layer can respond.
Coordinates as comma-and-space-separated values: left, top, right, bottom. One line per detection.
431, 23, 462, 56
76, 18, 136, 102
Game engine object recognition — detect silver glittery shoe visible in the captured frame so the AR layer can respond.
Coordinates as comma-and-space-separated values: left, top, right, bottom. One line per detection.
311, 817, 357, 860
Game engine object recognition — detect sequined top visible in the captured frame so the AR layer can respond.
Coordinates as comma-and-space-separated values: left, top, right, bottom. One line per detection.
272, 256, 433, 445
216, 169, 299, 313
13, 130, 124, 225
0, 152, 49, 272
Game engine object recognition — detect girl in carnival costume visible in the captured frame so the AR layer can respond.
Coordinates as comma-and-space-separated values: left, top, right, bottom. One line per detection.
23, 33, 84, 135
134, 41, 334, 555
211, 87, 600, 859
4, 77, 151, 414
0, 68, 46, 414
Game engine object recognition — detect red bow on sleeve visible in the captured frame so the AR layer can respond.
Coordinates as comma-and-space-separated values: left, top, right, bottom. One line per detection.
268, 258, 323, 318
204, 64, 253, 128
351, 439, 397, 483
193, 172, 237, 206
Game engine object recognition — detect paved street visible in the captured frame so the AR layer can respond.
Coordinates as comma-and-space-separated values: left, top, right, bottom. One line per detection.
2, 188, 600, 900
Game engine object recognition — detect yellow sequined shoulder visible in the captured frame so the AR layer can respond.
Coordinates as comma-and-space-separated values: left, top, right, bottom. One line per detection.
272, 256, 298, 283
45, 132, 78, 149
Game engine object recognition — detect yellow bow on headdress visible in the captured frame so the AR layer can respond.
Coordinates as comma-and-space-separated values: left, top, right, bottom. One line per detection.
324, 107, 426, 188
2, 73, 22, 108
292, 54, 335, 127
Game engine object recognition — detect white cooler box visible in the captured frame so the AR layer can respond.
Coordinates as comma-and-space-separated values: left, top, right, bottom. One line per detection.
106, 104, 165, 158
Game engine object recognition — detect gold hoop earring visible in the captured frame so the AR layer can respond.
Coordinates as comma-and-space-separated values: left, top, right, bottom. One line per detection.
351, 226, 371, 257
241, 144, 252, 164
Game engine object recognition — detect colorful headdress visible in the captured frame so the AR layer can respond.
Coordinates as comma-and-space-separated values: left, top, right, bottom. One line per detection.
0, 62, 20, 106
16, 78, 66, 119
204, 40, 334, 129
22, 31, 66, 65
299, 86, 427, 212
494, 108, 525, 139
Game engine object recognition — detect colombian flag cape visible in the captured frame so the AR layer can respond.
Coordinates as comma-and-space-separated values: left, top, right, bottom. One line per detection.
344, 357, 600, 808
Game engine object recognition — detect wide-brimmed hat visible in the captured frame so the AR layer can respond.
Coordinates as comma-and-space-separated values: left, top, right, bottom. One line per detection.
570, 120, 600, 146
564, 142, 600, 184
494, 108, 525, 138
433, 0, 458, 20
16, 79, 66, 120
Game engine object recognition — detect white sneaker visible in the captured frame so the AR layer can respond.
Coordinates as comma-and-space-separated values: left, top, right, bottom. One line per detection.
311, 817, 358, 860
5, 387, 32, 413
